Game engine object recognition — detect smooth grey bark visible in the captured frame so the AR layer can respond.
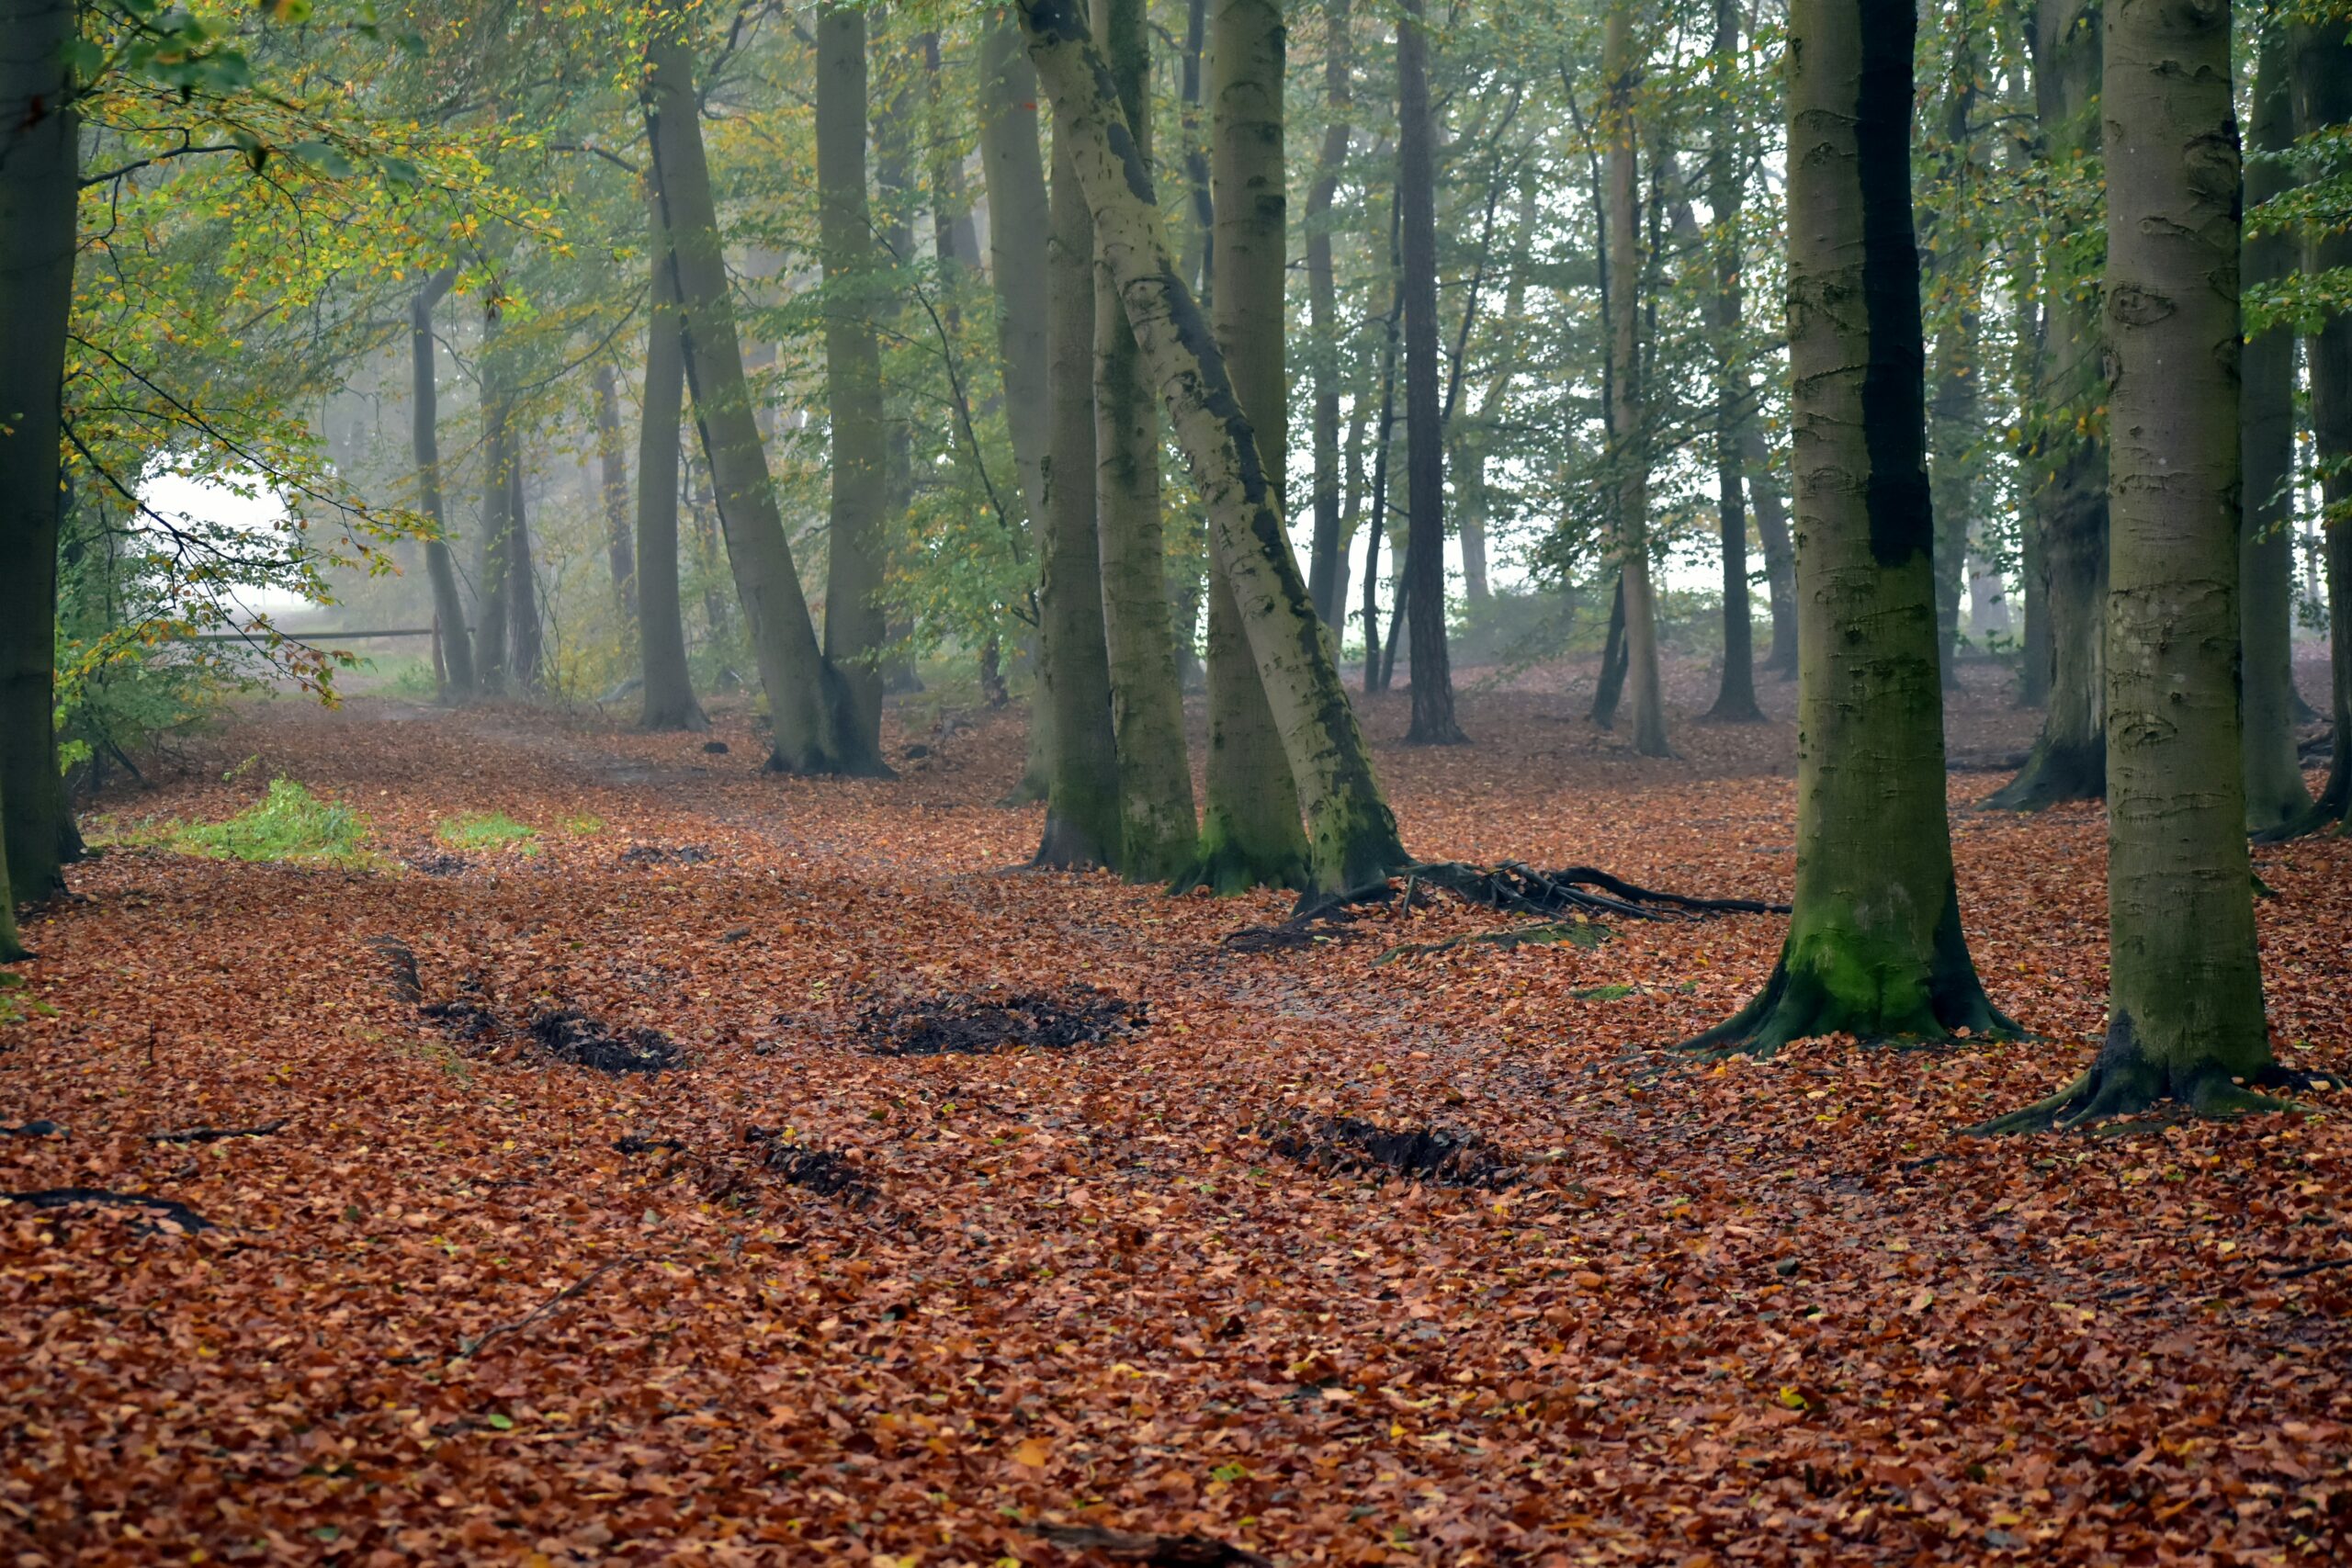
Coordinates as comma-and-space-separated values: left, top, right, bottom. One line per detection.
636, 215, 704, 732
1397, 0, 1463, 745
1091, 0, 1196, 882
409, 268, 477, 698
1178, 0, 1215, 302
645, 2, 881, 773
1603, 6, 1668, 757
593, 361, 639, 620
2290, 19, 2352, 832
1925, 23, 1982, 690
1304, 0, 1354, 627
0, 0, 76, 905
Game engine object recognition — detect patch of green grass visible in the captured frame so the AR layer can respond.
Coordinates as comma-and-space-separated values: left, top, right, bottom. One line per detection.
560, 813, 605, 836
0, 973, 55, 1026
174, 778, 370, 864
437, 811, 539, 854
1572, 984, 1638, 1002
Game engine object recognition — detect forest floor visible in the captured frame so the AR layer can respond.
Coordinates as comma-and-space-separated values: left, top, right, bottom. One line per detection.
4, 654, 2350, 1565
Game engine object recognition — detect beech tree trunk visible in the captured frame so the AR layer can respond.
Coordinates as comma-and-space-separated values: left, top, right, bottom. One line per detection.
1690, 0, 2009, 1057
2242, 29, 2312, 835
1178, 0, 1215, 303
644, 3, 882, 774
1304, 0, 1354, 627
1702, 0, 1760, 724
1746, 427, 1798, 678
0, 0, 75, 907
2293, 20, 2352, 831
1603, 7, 1668, 758
1397, 0, 1464, 746
1015, 0, 1406, 898
593, 362, 639, 621
506, 446, 542, 690
1925, 24, 1981, 691
1088, 0, 1197, 882
1992, 0, 2106, 807
410, 268, 477, 699
475, 305, 514, 695
1989, 0, 2276, 1128
1035, 135, 1125, 868
636, 212, 704, 732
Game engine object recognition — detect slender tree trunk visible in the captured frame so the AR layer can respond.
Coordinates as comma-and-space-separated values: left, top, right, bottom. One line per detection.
2243, 28, 2313, 834
636, 209, 705, 732
1604, 7, 1668, 757
1035, 135, 1125, 867
2007, 147, 2053, 708
645, 2, 883, 774
1396, 0, 1464, 745
977, 10, 1055, 800
871, 17, 922, 697
1361, 197, 1405, 694
1991, 0, 2106, 807
0, 0, 76, 906
1746, 426, 1798, 678
1702, 0, 1760, 723
507, 446, 542, 689
1304, 0, 1354, 627
1016, 0, 1407, 897
1360, 468, 1384, 693
1690, 0, 2009, 1057
593, 361, 639, 620
410, 269, 478, 698
1178, 0, 1215, 302
1990, 0, 2276, 1128
922, 29, 983, 282
2292, 19, 2352, 831
1091, 0, 1198, 881
475, 305, 514, 695
1589, 576, 1630, 728
1925, 24, 1982, 691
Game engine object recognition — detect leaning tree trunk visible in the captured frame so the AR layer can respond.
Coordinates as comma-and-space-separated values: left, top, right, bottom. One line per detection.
1701, 0, 1760, 723
1035, 134, 1125, 868
409, 268, 477, 699
1304, 0, 1354, 628
1603, 6, 1668, 758
1192, 0, 1312, 890
1987, 0, 2278, 1130
1015, 0, 1406, 898
592, 361, 639, 621
1990, 0, 2106, 808
2242, 28, 2313, 835
2290, 18, 2352, 833
1092, 0, 1198, 883
818, 3, 892, 757
1689, 0, 2011, 1058
1397, 0, 1464, 746
976, 12, 1055, 799
635, 209, 705, 732
645, 2, 883, 774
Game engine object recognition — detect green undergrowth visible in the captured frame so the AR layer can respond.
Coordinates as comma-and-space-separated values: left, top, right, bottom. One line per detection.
438, 811, 540, 854
154, 777, 372, 864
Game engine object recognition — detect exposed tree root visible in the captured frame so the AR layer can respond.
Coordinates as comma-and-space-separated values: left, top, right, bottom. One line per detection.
1034, 1522, 1272, 1568
147, 1119, 288, 1145
1973, 1055, 2330, 1135
0, 1121, 64, 1138
1983, 735, 2105, 811
1373, 919, 1607, 966
1683, 950, 2017, 1061
3, 1188, 216, 1234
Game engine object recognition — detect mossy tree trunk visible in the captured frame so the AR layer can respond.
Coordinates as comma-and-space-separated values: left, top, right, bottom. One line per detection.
2242, 28, 2313, 835
1991, 0, 2106, 807
1603, 6, 1668, 758
1702, 0, 1760, 724
1397, 0, 1464, 747
1035, 134, 1125, 868
1015, 0, 1406, 898
635, 209, 705, 733
1192, 0, 1311, 891
2290, 19, 2352, 833
1689, 0, 2011, 1058
1986, 0, 2278, 1131
645, 1, 882, 774
409, 268, 477, 700
1304, 0, 1354, 628
1092, 0, 1198, 883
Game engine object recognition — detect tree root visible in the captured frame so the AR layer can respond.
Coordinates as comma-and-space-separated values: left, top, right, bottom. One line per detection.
1373, 919, 1608, 966
1035, 1521, 1272, 1567
1983, 736, 2104, 811
1973, 1057, 2323, 1135
147, 1118, 288, 1145
3, 1188, 215, 1234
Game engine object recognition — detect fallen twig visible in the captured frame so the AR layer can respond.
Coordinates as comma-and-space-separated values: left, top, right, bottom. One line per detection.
146, 1118, 288, 1145
0, 1121, 65, 1138
1035, 1521, 1273, 1568
454, 1258, 635, 1360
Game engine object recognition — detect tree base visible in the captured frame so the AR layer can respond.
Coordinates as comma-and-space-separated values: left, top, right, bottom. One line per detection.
2251, 771, 2346, 843
763, 749, 897, 781
1170, 832, 1309, 897
639, 703, 709, 735
1701, 694, 1765, 724
1973, 1055, 2321, 1134
1032, 814, 1116, 873
1983, 734, 2104, 811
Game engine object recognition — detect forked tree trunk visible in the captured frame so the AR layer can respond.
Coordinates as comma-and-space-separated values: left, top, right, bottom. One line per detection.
2242, 29, 2312, 835
635, 210, 706, 732
2290, 19, 2352, 833
1990, 0, 2106, 807
593, 362, 639, 620
1015, 0, 1406, 898
1690, 0, 2010, 1058
410, 269, 478, 698
1702, 0, 1760, 724
1193, 0, 1312, 890
1304, 0, 1354, 627
1092, 0, 1198, 883
1603, 7, 1668, 758
0, 0, 77, 906
1035, 135, 1125, 868
1987, 0, 2277, 1130
645, 2, 884, 774
1397, 0, 1464, 746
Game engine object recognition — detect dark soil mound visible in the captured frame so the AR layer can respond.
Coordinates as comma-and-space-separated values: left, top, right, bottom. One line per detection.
528, 1010, 682, 1074
1261, 1110, 1516, 1190
855, 985, 1145, 1057
618, 844, 712, 867
419, 998, 501, 1041
746, 1129, 875, 1205
403, 853, 469, 876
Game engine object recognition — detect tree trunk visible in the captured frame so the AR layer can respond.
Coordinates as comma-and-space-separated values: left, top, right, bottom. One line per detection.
1035, 134, 1125, 868
2005, 143, 2052, 708
1304, 0, 1354, 627
475, 304, 514, 695
922, 29, 983, 281
645, 2, 884, 773
506, 443, 542, 690
1990, 0, 2106, 807
1091, 0, 1197, 882
1746, 426, 1798, 678
1690, 0, 2009, 1057
1589, 576, 1629, 728
1989, 0, 2276, 1129
635, 209, 705, 732
2242, 28, 2313, 835
1604, 7, 1668, 757
0, 0, 76, 905
593, 362, 639, 621
2292, 19, 2352, 832
1016, 0, 1407, 898
871, 17, 921, 697
1924, 20, 1981, 691
1702, 0, 1760, 723
1178, 0, 1215, 303
410, 269, 478, 699
1397, 0, 1464, 745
